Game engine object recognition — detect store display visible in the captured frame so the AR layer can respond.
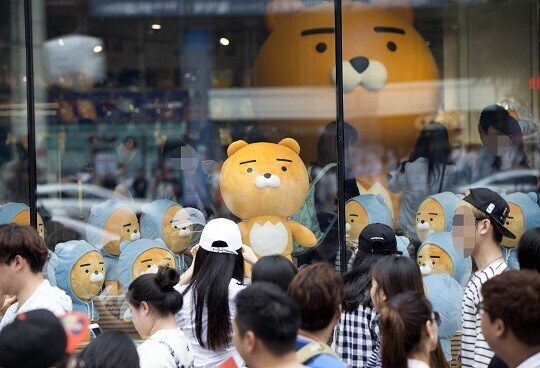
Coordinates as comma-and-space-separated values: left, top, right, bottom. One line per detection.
416, 192, 460, 242
86, 199, 141, 294
220, 139, 316, 262
54, 240, 105, 322
500, 192, 540, 269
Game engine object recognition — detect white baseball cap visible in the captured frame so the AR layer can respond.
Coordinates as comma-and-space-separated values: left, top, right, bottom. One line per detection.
199, 218, 244, 255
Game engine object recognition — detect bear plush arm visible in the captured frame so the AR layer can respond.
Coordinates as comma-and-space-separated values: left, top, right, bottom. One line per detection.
289, 220, 317, 247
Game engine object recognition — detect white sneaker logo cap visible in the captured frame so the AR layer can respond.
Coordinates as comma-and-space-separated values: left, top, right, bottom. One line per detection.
199, 218, 244, 255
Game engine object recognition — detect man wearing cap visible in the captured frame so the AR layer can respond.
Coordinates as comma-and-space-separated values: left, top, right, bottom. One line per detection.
0, 224, 72, 331
456, 188, 516, 368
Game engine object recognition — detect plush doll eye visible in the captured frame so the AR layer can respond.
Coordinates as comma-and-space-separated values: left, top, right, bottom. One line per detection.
147, 264, 151, 268
430, 218, 433, 222
387, 41, 397, 52
281, 166, 287, 171
351, 219, 354, 223
247, 168, 253, 173
432, 261, 435, 265
127, 229, 130, 233
506, 221, 510, 225
316, 42, 327, 53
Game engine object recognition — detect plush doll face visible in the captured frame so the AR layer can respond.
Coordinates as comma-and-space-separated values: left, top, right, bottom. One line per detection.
345, 201, 368, 244
12, 210, 45, 238
220, 139, 308, 219
102, 208, 140, 256
70, 251, 105, 301
132, 248, 175, 281
502, 202, 524, 248
416, 198, 446, 242
162, 205, 193, 254
417, 244, 454, 276
252, 1, 439, 154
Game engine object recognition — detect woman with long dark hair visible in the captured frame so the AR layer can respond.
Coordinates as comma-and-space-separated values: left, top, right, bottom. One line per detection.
380, 291, 439, 368
332, 223, 402, 367
175, 218, 246, 368
388, 121, 458, 241
126, 266, 193, 368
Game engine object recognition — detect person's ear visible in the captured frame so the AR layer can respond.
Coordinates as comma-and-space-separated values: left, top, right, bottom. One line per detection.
140, 301, 151, 316
13, 255, 25, 271
492, 318, 506, 338
245, 331, 257, 353
332, 305, 343, 324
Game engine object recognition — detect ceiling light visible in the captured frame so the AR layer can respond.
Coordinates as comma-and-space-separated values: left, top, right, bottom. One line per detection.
151, 24, 162, 30
219, 37, 230, 46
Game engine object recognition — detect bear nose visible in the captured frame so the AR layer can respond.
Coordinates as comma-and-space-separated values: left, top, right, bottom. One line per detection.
264, 173, 271, 179
94, 270, 99, 275
421, 220, 425, 224
350, 56, 369, 73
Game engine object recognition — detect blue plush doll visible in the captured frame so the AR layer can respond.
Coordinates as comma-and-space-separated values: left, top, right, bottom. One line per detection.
140, 200, 194, 273
0, 202, 57, 287
416, 191, 460, 243
417, 231, 472, 287
86, 199, 141, 294
501, 192, 540, 269
54, 240, 105, 322
424, 274, 462, 362
117, 238, 177, 321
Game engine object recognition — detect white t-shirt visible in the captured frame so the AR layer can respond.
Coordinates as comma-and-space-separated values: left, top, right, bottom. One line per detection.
461, 259, 508, 368
138, 328, 194, 368
408, 359, 431, 368
175, 279, 245, 368
0, 279, 72, 331
516, 352, 540, 368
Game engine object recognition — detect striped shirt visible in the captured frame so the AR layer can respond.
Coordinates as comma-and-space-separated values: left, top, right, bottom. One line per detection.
461, 258, 508, 368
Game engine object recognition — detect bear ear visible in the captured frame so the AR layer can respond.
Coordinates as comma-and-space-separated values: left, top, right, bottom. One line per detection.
227, 140, 249, 157
265, 0, 305, 32
370, 0, 414, 24
278, 138, 300, 155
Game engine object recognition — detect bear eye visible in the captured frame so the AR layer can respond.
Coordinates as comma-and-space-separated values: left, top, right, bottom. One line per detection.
281, 166, 287, 172
430, 218, 433, 222
351, 219, 354, 223
506, 221, 510, 225
147, 264, 151, 268
127, 229, 130, 233
387, 41, 397, 52
432, 261, 435, 265
247, 168, 253, 173
316, 42, 327, 53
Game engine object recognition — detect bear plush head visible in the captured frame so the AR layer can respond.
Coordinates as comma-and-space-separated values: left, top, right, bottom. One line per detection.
423, 274, 462, 361
416, 192, 460, 242
345, 194, 392, 243
220, 138, 308, 219
86, 199, 141, 256
140, 200, 193, 254
117, 239, 176, 291
54, 240, 104, 321
0, 202, 45, 238
417, 231, 471, 286
252, 0, 439, 155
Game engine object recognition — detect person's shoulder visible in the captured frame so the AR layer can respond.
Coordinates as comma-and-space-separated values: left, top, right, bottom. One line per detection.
307, 354, 347, 368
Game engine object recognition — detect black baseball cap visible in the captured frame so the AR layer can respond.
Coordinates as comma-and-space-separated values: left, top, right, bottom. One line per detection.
358, 223, 402, 255
463, 188, 516, 239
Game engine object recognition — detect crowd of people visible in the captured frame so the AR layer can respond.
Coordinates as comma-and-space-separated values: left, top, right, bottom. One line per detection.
0, 184, 538, 368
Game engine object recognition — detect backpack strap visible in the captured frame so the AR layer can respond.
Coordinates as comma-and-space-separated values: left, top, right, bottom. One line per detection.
310, 163, 337, 188
296, 341, 341, 364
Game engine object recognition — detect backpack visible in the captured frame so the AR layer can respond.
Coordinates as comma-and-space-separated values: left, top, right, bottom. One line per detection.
296, 341, 342, 365
291, 163, 337, 256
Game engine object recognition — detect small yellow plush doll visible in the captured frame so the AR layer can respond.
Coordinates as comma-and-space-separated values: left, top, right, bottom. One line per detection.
220, 138, 316, 260
416, 192, 460, 242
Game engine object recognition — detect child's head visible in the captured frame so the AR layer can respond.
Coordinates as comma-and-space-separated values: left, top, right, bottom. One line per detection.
369, 256, 423, 311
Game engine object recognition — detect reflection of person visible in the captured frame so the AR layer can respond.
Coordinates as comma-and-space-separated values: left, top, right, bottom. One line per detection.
459, 105, 529, 183
116, 136, 143, 176
233, 282, 304, 368
388, 122, 459, 242
127, 267, 193, 368
379, 291, 439, 368
481, 270, 540, 368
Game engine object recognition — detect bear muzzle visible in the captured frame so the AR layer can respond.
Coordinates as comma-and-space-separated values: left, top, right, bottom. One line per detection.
255, 173, 281, 189
331, 57, 388, 93
90, 271, 105, 283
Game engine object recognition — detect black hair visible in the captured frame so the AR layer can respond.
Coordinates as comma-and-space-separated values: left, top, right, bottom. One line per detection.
126, 266, 183, 315
399, 121, 450, 185
251, 255, 298, 292
235, 282, 300, 356
517, 227, 540, 272
76, 331, 139, 368
342, 250, 388, 311
183, 247, 244, 351
313, 121, 358, 167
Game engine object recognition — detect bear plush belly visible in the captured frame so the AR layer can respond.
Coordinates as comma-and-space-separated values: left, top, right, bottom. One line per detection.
249, 220, 288, 256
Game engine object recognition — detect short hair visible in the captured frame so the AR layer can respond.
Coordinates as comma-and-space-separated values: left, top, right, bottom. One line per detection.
0, 224, 48, 273
251, 255, 298, 292
517, 228, 540, 272
288, 262, 344, 331
235, 282, 300, 356
76, 331, 139, 368
481, 270, 540, 345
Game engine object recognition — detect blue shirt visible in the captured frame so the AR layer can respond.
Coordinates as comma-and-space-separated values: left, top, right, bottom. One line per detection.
295, 337, 347, 368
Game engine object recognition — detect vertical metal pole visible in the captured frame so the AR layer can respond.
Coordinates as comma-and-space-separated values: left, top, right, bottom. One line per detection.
24, 0, 38, 228
334, 0, 346, 273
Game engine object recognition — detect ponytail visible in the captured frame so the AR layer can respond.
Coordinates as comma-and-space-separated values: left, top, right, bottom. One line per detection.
380, 306, 408, 368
